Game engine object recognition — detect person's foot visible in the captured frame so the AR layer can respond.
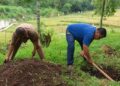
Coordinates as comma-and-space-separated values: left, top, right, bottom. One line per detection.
67, 65, 74, 75
68, 65, 73, 70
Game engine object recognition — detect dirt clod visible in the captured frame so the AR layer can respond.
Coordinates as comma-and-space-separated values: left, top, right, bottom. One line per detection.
0, 59, 67, 86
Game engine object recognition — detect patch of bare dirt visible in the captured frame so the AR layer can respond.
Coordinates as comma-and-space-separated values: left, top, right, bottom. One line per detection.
102, 45, 117, 56
0, 59, 67, 86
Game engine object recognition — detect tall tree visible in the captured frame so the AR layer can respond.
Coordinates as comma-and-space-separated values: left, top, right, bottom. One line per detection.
36, 0, 40, 37
100, 0, 105, 28
92, 0, 120, 27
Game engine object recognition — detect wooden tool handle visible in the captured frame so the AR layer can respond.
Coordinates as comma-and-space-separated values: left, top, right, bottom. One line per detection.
83, 55, 114, 81
92, 62, 114, 81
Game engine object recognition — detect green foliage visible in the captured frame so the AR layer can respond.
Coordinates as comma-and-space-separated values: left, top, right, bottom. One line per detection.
40, 22, 54, 36
0, 5, 32, 19
0, 0, 35, 8
92, 0, 120, 16
67, 0, 94, 12
40, 8, 62, 17
0, 0, 10, 5
0, 0, 94, 15
15, 0, 35, 8
1, 0, 119, 17
0, 12, 120, 85
39, 22, 54, 47
62, 3, 72, 14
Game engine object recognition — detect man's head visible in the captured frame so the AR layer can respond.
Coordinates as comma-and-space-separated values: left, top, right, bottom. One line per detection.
16, 28, 25, 37
94, 27, 107, 40
16, 27, 29, 43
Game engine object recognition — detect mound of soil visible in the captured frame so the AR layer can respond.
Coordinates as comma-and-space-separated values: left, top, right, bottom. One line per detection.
81, 64, 120, 81
0, 59, 67, 86
101, 45, 117, 56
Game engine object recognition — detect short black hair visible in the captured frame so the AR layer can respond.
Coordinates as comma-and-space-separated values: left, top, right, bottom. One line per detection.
97, 27, 107, 37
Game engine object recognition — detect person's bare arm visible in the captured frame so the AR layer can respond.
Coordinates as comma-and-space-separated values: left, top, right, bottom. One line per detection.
33, 40, 45, 60
32, 46, 36, 59
80, 44, 93, 64
5, 33, 21, 63
5, 43, 14, 62
11, 40, 22, 60
5, 33, 16, 62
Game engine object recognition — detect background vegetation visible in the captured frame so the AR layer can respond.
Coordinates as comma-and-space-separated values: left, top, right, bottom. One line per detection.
0, 0, 120, 86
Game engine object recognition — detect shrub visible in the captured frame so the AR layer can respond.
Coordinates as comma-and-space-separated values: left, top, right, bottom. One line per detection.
40, 8, 62, 17
0, 5, 32, 20
39, 22, 54, 47
61, 3, 72, 14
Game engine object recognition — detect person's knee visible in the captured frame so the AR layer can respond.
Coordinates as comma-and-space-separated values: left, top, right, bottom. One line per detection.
35, 44, 41, 50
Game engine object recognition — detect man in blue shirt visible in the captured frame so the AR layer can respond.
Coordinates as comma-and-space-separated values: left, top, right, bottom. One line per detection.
66, 23, 107, 70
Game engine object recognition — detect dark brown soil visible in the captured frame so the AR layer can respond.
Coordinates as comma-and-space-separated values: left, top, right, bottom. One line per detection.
81, 64, 120, 81
0, 59, 67, 86
102, 45, 117, 56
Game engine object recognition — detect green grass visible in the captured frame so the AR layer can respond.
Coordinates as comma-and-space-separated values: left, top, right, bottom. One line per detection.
0, 10, 120, 85
1, 31, 120, 85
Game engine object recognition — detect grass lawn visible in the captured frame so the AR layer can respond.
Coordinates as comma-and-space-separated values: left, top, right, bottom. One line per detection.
0, 10, 120, 86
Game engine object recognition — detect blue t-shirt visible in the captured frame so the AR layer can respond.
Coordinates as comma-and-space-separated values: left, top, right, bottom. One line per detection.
67, 23, 96, 46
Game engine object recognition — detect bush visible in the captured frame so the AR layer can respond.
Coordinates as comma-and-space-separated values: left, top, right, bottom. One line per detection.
39, 22, 54, 47
40, 8, 62, 17
0, 5, 32, 19
61, 3, 72, 14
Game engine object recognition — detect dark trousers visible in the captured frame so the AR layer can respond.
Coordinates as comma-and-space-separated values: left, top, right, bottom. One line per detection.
66, 30, 75, 65
66, 30, 84, 65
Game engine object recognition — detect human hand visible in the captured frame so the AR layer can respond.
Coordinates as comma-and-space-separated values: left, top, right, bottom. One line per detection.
80, 51, 84, 57
83, 55, 93, 64
87, 59, 93, 64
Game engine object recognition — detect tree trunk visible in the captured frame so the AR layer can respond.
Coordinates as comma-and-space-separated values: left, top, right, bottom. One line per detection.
36, 0, 40, 37
100, 0, 105, 28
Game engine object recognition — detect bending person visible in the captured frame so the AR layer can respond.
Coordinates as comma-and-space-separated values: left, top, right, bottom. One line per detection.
4, 23, 45, 63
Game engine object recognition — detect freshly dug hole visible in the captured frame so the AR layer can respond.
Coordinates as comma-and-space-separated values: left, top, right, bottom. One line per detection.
81, 64, 120, 81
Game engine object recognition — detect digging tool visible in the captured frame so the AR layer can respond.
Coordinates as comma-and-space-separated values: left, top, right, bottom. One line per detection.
92, 62, 114, 81
83, 55, 114, 81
